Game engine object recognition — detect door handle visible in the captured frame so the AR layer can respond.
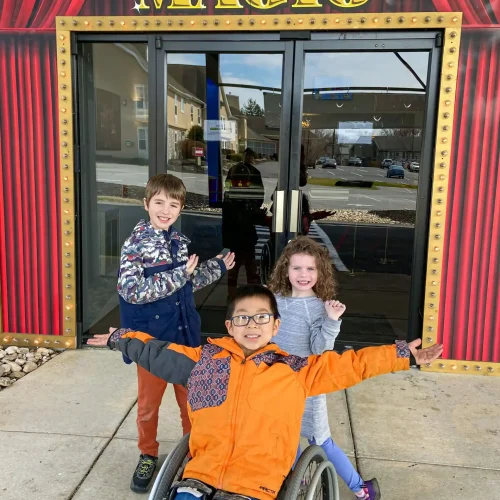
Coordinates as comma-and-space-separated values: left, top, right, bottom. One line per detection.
289, 190, 300, 233
273, 190, 285, 233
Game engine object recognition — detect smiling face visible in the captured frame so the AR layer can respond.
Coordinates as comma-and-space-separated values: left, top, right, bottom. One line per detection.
144, 190, 182, 231
287, 253, 318, 297
225, 296, 280, 358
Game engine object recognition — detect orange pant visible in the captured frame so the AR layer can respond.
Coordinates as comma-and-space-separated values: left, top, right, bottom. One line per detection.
137, 364, 191, 457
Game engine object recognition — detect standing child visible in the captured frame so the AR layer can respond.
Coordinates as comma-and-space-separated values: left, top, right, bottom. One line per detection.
268, 236, 379, 500
117, 174, 235, 493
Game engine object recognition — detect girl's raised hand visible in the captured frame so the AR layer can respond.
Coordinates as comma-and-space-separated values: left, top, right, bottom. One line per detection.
325, 300, 346, 321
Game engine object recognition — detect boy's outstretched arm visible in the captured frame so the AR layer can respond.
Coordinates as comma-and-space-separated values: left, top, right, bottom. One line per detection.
301, 339, 443, 397
88, 328, 201, 385
191, 252, 235, 291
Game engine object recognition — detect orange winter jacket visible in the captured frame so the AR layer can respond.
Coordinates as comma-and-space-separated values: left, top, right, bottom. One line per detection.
109, 330, 410, 500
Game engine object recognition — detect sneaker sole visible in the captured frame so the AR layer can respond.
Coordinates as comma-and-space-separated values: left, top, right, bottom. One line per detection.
130, 477, 152, 494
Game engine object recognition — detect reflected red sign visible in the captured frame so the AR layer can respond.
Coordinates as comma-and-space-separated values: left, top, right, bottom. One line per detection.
193, 147, 204, 157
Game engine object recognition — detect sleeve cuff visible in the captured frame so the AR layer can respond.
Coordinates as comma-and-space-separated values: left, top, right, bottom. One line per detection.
107, 328, 134, 349
214, 257, 227, 273
395, 340, 411, 359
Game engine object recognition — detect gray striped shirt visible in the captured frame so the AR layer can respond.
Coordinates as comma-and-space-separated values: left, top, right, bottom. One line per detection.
273, 294, 341, 444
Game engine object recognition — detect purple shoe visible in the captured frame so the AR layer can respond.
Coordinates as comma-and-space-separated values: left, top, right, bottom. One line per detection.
357, 478, 381, 500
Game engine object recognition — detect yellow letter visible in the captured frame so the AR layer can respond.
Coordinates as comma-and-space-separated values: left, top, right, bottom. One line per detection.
138, 0, 150, 9
292, 0, 322, 7
216, 0, 244, 7
166, 0, 206, 8
245, 0, 287, 9
329, 0, 369, 8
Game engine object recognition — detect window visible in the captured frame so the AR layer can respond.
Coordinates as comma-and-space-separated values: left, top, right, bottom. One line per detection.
197, 108, 201, 125
138, 128, 147, 150
174, 94, 178, 124
134, 84, 148, 119
190, 104, 194, 123
181, 97, 185, 113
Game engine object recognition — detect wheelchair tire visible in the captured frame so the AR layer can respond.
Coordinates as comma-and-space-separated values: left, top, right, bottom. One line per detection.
279, 445, 338, 500
149, 433, 190, 500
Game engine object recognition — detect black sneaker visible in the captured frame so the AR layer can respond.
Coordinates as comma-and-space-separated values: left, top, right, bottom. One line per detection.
130, 454, 158, 493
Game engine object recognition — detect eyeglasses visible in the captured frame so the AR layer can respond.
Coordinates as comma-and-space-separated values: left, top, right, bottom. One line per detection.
230, 313, 277, 327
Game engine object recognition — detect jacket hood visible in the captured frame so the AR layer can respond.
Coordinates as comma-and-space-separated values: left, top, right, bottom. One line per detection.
131, 219, 190, 244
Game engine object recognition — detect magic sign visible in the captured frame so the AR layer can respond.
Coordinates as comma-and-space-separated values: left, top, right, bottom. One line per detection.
133, 0, 369, 12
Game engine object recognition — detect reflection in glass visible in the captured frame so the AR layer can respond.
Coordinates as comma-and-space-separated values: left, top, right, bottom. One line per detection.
165, 53, 283, 334
300, 52, 429, 345
80, 43, 150, 337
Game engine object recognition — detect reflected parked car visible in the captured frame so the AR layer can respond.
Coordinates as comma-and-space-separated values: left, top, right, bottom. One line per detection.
408, 162, 420, 172
387, 165, 405, 179
348, 157, 362, 166
322, 158, 337, 169
381, 159, 393, 169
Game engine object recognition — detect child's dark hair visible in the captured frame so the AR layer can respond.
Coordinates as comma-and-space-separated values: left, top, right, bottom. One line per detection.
268, 236, 336, 301
226, 285, 280, 320
145, 173, 186, 206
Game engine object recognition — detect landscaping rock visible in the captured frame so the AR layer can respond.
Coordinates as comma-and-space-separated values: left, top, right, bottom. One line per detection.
0, 345, 63, 391
22, 361, 38, 374
0, 377, 13, 387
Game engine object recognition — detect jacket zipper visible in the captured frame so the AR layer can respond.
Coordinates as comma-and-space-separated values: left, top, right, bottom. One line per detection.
217, 357, 246, 489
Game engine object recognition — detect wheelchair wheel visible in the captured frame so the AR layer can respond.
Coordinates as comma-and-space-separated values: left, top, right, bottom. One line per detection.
149, 433, 190, 500
280, 445, 339, 500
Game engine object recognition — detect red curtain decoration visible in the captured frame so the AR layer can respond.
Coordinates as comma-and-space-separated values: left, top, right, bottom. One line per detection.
439, 29, 500, 362
0, 0, 499, 361
0, 33, 61, 335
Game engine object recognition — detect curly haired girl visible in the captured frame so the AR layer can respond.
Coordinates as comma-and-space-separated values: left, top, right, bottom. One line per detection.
268, 236, 380, 500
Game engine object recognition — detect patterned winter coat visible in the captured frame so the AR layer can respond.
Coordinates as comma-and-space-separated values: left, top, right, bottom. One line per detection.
117, 220, 226, 349
107, 329, 411, 500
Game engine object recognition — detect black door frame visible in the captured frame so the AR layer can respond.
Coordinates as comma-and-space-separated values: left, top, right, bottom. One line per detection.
74, 30, 442, 344
156, 36, 296, 261
288, 32, 442, 343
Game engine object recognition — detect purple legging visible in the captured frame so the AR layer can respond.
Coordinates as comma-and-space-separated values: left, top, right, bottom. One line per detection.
295, 437, 363, 493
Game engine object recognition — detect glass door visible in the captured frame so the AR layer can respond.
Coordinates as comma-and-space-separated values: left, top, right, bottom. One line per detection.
156, 38, 295, 337
288, 33, 442, 347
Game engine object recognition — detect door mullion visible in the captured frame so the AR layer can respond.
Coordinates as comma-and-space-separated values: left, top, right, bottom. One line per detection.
286, 40, 306, 240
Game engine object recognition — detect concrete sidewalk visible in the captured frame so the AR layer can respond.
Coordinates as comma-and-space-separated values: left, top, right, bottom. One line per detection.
0, 349, 499, 500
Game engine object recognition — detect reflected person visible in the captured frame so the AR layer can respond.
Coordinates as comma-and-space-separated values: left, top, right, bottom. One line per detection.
222, 148, 266, 300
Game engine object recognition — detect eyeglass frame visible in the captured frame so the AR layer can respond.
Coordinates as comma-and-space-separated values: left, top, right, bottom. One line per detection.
229, 313, 280, 327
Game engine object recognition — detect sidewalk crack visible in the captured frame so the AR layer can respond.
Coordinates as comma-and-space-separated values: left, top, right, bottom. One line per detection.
67, 397, 138, 499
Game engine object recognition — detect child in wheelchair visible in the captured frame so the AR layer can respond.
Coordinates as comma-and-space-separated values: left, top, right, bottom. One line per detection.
89, 284, 443, 500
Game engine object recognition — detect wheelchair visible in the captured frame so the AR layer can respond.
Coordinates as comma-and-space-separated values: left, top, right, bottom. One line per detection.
149, 434, 340, 500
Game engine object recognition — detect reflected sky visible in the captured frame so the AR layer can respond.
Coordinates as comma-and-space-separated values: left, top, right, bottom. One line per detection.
166, 51, 428, 108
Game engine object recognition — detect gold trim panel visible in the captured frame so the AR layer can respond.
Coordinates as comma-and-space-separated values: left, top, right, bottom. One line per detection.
56, 30, 77, 348
420, 27, 461, 371
56, 12, 462, 30
52, 12, 482, 368
421, 359, 500, 377
1, 333, 76, 349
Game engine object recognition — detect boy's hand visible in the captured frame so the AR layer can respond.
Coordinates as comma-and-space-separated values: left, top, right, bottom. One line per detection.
325, 300, 346, 321
87, 327, 117, 346
408, 338, 444, 365
186, 254, 199, 275
217, 252, 236, 270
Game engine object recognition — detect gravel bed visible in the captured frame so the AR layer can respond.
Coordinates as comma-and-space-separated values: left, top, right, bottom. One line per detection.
0, 345, 63, 390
